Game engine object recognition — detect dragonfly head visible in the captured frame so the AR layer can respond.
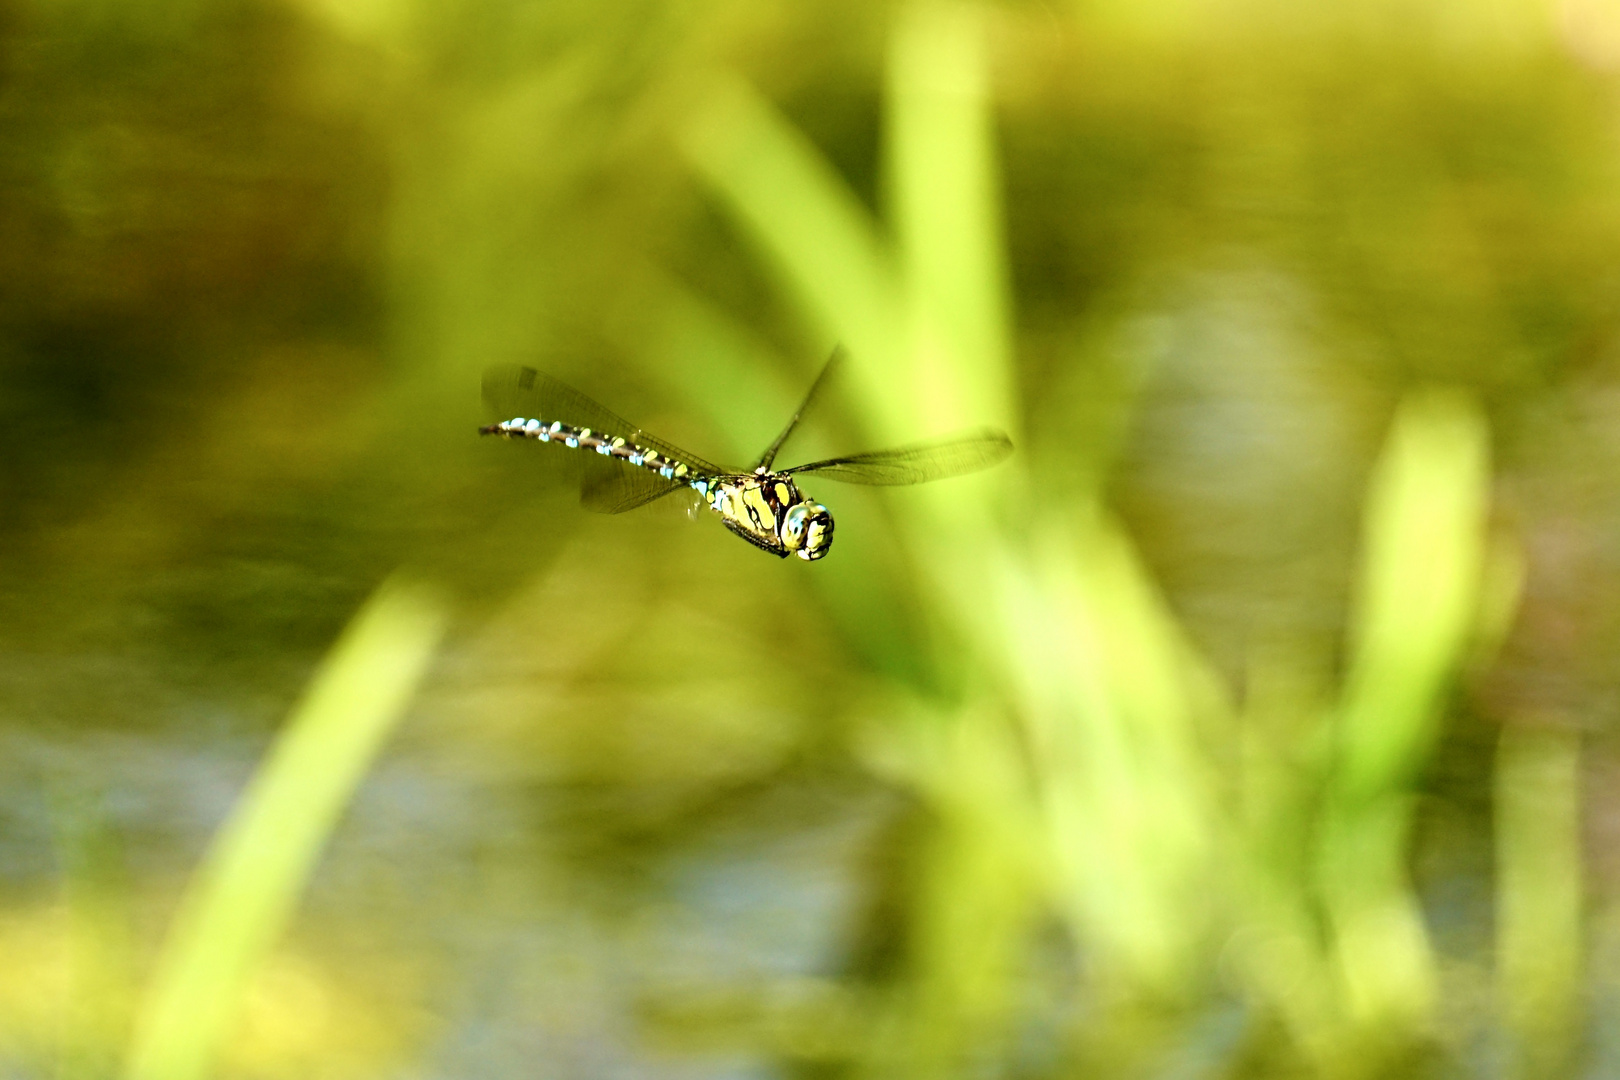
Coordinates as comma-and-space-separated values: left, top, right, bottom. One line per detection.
782, 500, 834, 561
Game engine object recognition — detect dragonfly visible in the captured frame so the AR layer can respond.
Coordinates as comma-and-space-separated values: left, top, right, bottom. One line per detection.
479, 352, 1013, 561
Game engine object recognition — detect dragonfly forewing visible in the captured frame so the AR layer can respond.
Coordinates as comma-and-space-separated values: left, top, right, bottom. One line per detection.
782, 429, 1013, 486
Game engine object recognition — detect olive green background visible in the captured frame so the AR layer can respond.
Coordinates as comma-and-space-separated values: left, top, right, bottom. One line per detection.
2, 0, 1617, 1077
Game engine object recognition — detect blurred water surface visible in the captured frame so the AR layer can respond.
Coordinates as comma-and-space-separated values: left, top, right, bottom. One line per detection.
4, 0, 1620, 1077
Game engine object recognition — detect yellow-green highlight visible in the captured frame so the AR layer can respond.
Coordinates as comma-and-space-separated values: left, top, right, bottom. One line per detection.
123, 578, 446, 1080
1339, 390, 1491, 803
1322, 389, 1490, 1034
886, 0, 1015, 438
1010, 511, 1219, 996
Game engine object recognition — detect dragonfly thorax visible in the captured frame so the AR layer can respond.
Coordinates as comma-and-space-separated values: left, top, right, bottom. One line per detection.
705, 473, 834, 561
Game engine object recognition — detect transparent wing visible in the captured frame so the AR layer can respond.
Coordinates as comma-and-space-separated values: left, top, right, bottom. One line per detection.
483, 364, 729, 515
483, 365, 730, 475
755, 346, 843, 472
581, 470, 687, 514
782, 429, 1014, 486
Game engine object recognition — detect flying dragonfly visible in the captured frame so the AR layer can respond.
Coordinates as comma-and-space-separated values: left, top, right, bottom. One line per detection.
479, 352, 1013, 561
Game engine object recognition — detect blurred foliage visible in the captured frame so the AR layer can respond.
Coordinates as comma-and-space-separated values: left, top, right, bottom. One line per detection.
3, 0, 1620, 1077
125, 578, 443, 1080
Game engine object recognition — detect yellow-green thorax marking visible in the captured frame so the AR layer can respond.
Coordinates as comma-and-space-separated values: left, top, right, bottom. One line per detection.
705, 470, 833, 561
485, 416, 835, 561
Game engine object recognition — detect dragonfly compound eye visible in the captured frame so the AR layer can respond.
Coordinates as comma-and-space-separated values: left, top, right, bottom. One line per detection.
784, 501, 834, 561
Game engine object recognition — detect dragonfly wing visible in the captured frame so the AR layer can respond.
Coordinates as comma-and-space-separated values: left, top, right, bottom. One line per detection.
783, 429, 1013, 486
482, 365, 730, 475
580, 465, 687, 515
754, 346, 843, 472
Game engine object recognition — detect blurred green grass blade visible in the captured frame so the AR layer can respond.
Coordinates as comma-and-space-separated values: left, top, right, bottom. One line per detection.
880, 0, 1020, 640
123, 577, 447, 1080
680, 51, 1008, 644
1321, 388, 1491, 1030
886, 0, 1016, 437
1008, 511, 1216, 991
679, 75, 908, 435
1338, 389, 1490, 798
1320, 802, 1438, 1028
1496, 725, 1582, 1075
866, 703, 1041, 1077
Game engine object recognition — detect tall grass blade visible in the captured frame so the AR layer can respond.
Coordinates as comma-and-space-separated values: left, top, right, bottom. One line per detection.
886, 0, 1015, 437
680, 75, 907, 430
1321, 388, 1491, 1032
123, 577, 447, 1080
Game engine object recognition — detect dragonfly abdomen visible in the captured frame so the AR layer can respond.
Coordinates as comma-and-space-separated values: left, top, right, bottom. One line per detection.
482, 417, 705, 482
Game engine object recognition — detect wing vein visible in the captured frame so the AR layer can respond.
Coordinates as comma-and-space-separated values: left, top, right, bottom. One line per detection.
783, 429, 1013, 486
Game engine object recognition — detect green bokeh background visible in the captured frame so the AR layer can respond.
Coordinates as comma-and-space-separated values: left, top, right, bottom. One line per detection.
2, 0, 1617, 1077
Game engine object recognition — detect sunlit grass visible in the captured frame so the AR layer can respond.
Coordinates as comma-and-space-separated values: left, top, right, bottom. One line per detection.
122, 578, 445, 1080
1319, 390, 1490, 1036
